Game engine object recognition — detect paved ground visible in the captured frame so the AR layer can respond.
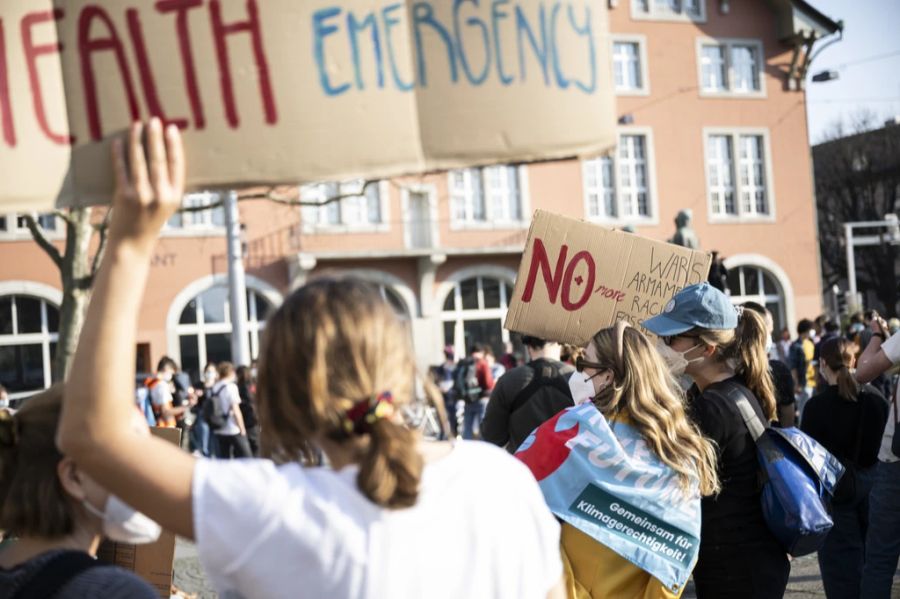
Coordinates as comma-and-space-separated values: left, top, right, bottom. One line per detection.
174, 538, 900, 598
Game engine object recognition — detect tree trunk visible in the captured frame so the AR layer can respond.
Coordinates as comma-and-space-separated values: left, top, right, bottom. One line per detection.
53, 207, 94, 381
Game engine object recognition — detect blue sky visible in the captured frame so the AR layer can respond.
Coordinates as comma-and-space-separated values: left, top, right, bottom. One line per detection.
804, 0, 900, 144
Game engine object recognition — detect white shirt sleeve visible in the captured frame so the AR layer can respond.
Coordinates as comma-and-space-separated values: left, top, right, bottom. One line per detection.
192, 458, 292, 582
512, 459, 564, 592
881, 332, 900, 364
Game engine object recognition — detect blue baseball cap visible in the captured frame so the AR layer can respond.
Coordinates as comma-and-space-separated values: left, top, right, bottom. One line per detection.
641, 282, 738, 336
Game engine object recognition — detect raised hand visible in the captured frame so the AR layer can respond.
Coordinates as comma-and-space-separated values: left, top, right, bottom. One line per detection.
109, 118, 185, 247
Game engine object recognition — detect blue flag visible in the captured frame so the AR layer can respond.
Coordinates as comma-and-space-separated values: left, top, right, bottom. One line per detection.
516, 403, 701, 594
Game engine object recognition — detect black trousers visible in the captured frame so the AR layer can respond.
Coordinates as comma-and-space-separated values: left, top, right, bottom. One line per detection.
693, 537, 790, 599
215, 433, 252, 459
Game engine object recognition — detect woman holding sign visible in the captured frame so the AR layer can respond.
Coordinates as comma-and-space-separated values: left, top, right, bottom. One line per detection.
517, 321, 719, 598
56, 120, 565, 599
642, 283, 789, 599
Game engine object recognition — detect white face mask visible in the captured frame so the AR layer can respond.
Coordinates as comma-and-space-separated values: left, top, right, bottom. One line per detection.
83, 495, 162, 544
204, 370, 216, 383
568, 372, 598, 405
161, 371, 173, 383
655, 339, 705, 378
0, 397, 8, 409
764, 337, 774, 356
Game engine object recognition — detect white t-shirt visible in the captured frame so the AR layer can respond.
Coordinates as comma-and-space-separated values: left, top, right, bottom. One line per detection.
877, 333, 900, 463
210, 381, 242, 435
192, 441, 562, 599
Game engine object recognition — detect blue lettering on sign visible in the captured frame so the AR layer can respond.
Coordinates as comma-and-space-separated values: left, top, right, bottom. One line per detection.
348, 11, 385, 89
454, 0, 492, 85
310, 0, 599, 95
491, 0, 514, 85
413, 2, 459, 86
312, 7, 351, 96
515, 4, 549, 86
383, 3, 415, 91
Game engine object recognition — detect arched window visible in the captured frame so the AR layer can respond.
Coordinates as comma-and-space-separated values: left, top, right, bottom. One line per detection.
175, 286, 272, 380
0, 295, 59, 396
727, 264, 786, 334
441, 276, 514, 358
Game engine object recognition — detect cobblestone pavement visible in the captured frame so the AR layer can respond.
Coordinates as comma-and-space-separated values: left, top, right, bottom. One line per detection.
174, 539, 900, 598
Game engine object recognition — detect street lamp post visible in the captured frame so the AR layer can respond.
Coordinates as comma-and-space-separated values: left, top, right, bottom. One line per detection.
224, 190, 251, 367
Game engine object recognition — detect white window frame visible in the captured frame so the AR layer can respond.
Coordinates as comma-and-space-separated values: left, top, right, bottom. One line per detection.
703, 127, 776, 223
696, 38, 766, 98
400, 183, 441, 251
611, 35, 650, 96
0, 212, 64, 241
439, 273, 516, 360
723, 254, 797, 337
581, 127, 659, 226
161, 192, 227, 237
174, 286, 271, 373
448, 165, 531, 230
631, 0, 706, 23
0, 291, 60, 400
299, 180, 390, 234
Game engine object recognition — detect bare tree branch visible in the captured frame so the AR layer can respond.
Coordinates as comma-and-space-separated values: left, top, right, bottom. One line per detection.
175, 180, 381, 213
52, 209, 75, 227
22, 213, 63, 269
90, 210, 112, 277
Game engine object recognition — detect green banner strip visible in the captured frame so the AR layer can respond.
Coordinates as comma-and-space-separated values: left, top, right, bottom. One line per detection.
569, 484, 699, 568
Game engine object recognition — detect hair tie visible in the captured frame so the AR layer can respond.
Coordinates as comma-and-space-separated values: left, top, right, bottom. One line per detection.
734, 305, 745, 320
0, 410, 19, 448
341, 391, 396, 436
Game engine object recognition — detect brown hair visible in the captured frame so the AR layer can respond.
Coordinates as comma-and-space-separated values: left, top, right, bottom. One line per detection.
820, 337, 859, 402
217, 361, 235, 380
589, 325, 720, 496
257, 277, 424, 509
693, 309, 777, 422
0, 385, 75, 538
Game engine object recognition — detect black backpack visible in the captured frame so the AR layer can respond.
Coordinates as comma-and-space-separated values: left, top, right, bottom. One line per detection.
201, 386, 230, 430
509, 361, 573, 415
453, 358, 482, 402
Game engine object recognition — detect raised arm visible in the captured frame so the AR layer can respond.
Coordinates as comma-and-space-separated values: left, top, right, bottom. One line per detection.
856, 314, 896, 384
57, 119, 196, 540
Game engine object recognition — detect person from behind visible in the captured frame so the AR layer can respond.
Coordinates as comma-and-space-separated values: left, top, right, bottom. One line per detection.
800, 337, 888, 598
643, 282, 789, 599
57, 119, 565, 599
788, 319, 817, 422
527, 322, 719, 598
431, 347, 458, 438
0, 386, 159, 598
742, 302, 796, 428
452, 343, 495, 440
235, 366, 260, 457
854, 313, 900, 599
189, 363, 218, 457
482, 336, 574, 453
209, 362, 252, 459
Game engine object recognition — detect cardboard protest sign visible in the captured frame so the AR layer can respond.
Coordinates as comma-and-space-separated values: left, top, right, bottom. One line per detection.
505, 211, 711, 346
0, 0, 616, 212
97, 427, 181, 598
516, 403, 701, 593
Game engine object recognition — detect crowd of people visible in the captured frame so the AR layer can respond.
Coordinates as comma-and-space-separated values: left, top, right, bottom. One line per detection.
1, 119, 899, 599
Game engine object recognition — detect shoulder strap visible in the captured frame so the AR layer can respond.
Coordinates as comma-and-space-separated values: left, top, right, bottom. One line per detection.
706, 384, 767, 442
13, 552, 101, 599
509, 362, 570, 414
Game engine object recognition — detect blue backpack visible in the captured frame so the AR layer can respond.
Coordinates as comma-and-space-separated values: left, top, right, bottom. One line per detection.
710, 385, 844, 557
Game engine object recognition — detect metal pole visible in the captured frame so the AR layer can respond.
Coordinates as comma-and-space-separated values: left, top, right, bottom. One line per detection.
845, 223, 857, 298
224, 190, 250, 366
